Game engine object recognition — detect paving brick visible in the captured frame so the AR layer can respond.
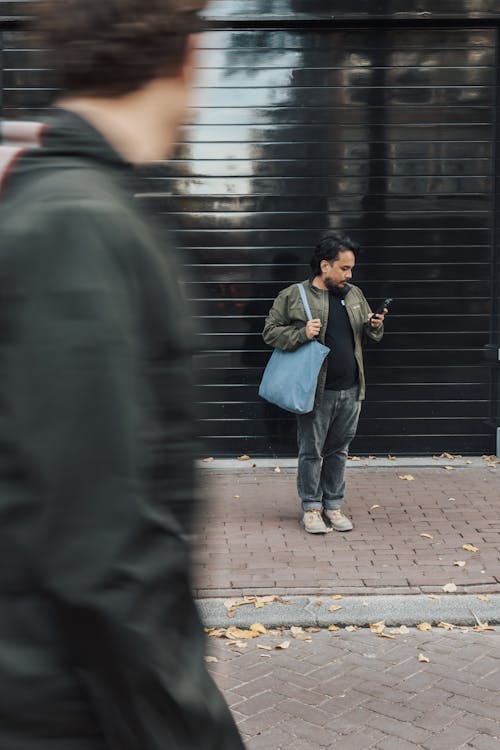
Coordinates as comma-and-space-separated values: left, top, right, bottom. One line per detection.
468, 733, 500, 749
421, 723, 478, 749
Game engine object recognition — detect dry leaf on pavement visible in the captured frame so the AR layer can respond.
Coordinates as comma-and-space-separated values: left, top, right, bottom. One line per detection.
290, 626, 312, 642
477, 595, 490, 602
427, 594, 441, 600
443, 466, 454, 471
390, 625, 410, 635
201, 457, 214, 463
463, 544, 479, 552
250, 623, 267, 635
257, 644, 272, 651
207, 628, 227, 638
370, 504, 381, 510
345, 625, 360, 632
417, 622, 433, 631
275, 641, 290, 650
418, 654, 430, 663
332, 595, 343, 600
329, 605, 343, 612
274, 466, 281, 473
225, 627, 259, 640
399, 474, 415, 481
226, 640, 248, 648
204, 656, 218, 663
443, 583, 457, 593
370, 620, 386, 634
328, 625, 340, 631
238, 454, 251, 461
378, 632, 397, 640
420, 533, 434, 540
473, 623, 496, 632
388, 455, 397, 461
453, 561, 466, 567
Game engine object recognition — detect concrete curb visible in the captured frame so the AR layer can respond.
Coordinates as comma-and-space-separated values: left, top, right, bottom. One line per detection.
197, 594, 500, 629
197, 456, 498, 471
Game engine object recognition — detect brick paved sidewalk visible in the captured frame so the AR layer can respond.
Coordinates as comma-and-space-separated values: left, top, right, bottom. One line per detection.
206, 627, 500, 750
193, 466, 500, 598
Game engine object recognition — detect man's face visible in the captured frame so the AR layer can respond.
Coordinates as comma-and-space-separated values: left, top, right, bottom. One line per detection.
321, 249, 355, 290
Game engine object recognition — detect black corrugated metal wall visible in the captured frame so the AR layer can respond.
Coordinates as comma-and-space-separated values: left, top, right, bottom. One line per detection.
1, 1, 499, 456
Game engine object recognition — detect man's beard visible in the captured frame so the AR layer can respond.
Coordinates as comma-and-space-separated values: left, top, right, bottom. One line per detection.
325, 280, 348, 297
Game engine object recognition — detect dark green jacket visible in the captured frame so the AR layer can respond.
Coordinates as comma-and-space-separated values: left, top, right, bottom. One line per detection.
0, 110, 244, 750
263, 278, 384, 403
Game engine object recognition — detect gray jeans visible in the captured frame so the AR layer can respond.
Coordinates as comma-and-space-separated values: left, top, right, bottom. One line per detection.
297, 386, 361, 512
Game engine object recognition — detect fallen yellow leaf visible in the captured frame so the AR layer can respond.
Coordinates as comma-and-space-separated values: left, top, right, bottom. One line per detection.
238, 454, 251, 461
328, 605, 343, 612
378, 632, 397, 640
477, 594, 490, 602
274, 466, 281, 473
370, 620, 386, 634
388, 455, 397, 461
233, 494, 240, 499
226, 640, 248, 648
275, 641, 290, 650
417, 622, 432, 631
370, 504, 381, 510
257, 644, 272, 651
420, 533, 434, 540
443, 466, 454, 471
250, 623, 267, 635
427, 594, 441, 600
225, 627, 259, 640
437, 622, 457, 630
453, 561, 466, 567
399, 474, 415, 481
201, 457, 214, 463
443, 583, 457, 593
418, 654, 430, 663
390, 625, 410, 635
207, 628, 227, 638
463, 544, 479, 552
473, 623, 496, 632
332, 595, 343, 600
345, 625, 359, 632
328, 625, 340, 631
290, 626, 312, 642
204, 656, 218, 663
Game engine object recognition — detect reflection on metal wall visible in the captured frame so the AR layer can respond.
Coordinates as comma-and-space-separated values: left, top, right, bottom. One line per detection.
0, 8, 498, 455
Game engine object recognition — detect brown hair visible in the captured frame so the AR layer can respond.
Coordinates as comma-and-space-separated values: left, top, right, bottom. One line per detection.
35, 0, 207, 97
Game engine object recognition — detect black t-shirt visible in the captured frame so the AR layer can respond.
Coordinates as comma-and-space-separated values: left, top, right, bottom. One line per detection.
324, 291, 359, 390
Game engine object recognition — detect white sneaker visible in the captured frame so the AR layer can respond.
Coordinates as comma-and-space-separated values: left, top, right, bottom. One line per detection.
324, 509, 353, 532
303, 509, 331, 534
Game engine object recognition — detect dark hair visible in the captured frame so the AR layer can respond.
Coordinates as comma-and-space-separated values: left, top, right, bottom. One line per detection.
35, 0, 208, 97
310, 231, 359, 276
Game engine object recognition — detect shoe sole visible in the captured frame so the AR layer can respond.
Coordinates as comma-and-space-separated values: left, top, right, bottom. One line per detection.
303, 523, 333, 534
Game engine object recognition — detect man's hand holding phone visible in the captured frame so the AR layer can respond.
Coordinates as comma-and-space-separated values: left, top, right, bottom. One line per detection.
369, 297, 393, 329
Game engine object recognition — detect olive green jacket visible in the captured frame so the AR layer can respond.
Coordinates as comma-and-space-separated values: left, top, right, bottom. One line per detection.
262, 278, 384, 404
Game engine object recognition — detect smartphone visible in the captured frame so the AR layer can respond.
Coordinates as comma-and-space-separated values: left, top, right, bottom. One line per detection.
374, 297, 394, 316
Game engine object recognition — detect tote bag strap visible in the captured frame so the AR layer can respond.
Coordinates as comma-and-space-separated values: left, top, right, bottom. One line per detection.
296, 283, 314, 320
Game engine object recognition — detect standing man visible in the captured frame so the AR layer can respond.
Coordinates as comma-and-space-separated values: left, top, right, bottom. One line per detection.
263, 232, 386, 534
0, 1, 244, 748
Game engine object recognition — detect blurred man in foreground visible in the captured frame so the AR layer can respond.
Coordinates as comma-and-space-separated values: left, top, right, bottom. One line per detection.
0, 1, 244, 748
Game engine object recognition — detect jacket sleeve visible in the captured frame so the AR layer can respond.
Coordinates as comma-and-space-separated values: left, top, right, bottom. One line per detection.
262, 288, 310, 351
4, 204, 243, 750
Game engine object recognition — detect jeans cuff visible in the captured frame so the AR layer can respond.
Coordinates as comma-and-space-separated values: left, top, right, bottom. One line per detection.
302, 501, 323, 512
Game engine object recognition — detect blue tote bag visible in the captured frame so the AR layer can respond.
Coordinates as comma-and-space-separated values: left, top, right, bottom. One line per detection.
258, 284, 330, 414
